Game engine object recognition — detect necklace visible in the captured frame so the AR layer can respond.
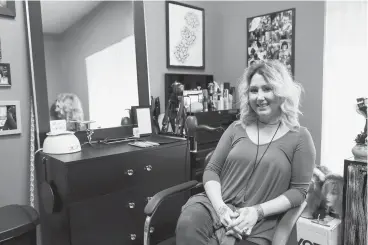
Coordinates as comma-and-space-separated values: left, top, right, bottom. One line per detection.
258, 119, 280, 125
253, 120, 281, 170
232, 121, 282, 201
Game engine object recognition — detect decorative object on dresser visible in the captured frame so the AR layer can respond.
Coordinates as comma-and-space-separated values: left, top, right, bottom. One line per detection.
0, 63, 11, 87
0, 100, 21, 135
166, 1, 205, 69
352, 97, 367, 162
247, 8, 295, 75
0, 0, 16, 18
42, 131, 81, 155
35, 139, 190, 245
131, 105, 155, 137
342, 159, 367, 245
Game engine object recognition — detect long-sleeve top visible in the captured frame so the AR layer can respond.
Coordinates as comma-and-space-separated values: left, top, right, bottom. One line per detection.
182, 121, 316, 245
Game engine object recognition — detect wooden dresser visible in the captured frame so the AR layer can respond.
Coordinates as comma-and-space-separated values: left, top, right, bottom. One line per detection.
36, 138, 190, 245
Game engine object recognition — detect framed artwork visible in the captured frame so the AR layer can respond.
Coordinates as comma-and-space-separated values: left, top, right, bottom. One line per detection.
0, 63, 11, 87
0, 101, 22, 136
166, 1, 205, 69
247, 8, 295, 75
0, 0, 16, 18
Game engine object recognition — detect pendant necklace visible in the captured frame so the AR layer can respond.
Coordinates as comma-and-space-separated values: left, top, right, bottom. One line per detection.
253, 120, 282, 172
233, 120, 282, 201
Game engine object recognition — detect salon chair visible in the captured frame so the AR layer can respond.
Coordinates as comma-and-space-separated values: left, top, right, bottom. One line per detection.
144, 116, 308, 245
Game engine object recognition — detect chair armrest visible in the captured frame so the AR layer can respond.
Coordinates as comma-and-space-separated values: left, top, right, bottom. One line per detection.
272, 201, 307, 245
144, 180, 202, 216
196, 125, 225, 133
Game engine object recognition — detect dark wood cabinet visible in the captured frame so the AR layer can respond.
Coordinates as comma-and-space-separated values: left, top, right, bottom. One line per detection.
190, 110, 239, 182
36, 139, 190, 245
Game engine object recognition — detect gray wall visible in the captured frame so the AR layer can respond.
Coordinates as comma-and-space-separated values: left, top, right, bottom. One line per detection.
43, 34, 66, 107
44, 1, 134, 120
0, 1, 31, 207
145, 1, 324, 165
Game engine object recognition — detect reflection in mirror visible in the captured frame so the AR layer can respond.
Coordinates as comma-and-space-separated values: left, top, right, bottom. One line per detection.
41, 1, 138, 130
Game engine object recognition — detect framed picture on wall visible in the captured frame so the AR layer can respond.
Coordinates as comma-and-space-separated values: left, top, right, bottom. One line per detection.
166, 1, 205, 69
0, 101, 22, 136
0, 0, 16, 18
246, 8, 295, 75
0, 63, 11, 87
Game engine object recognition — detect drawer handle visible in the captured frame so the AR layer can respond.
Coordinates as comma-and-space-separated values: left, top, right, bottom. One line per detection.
146, 196, 152, 202
126, 169, 134, 176
128, 202, 135, 209
130, 234, 136, 240
150, 227, 155, 233
144, 165, 152, 171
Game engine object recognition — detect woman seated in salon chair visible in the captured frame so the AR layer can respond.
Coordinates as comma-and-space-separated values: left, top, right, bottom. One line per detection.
176, 60, 316, 245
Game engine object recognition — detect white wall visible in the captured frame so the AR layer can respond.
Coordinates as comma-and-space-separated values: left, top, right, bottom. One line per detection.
321, 1, 368, 175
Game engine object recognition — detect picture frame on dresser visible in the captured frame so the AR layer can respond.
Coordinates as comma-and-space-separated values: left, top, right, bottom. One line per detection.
166, 1, 205, 69
0, 100, 21, 135
130, 105, 153, 136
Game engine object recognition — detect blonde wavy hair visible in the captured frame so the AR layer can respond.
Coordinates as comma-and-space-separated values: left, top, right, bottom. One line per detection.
50, 93, 84, 131
237, 60, 303, 131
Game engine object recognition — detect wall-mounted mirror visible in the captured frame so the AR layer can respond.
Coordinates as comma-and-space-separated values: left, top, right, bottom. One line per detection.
24, 0, 150, 146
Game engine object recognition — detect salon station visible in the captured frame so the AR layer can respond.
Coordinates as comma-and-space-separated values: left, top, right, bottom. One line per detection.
0, 1, 366, 245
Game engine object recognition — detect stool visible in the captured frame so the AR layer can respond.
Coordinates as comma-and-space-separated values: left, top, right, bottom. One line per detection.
0, 205, 39, 245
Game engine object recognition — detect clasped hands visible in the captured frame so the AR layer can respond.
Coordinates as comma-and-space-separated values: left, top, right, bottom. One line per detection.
217, 205, 258, 240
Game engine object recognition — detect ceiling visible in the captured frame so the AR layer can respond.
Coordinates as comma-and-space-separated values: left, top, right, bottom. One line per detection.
41, 1, 102, 34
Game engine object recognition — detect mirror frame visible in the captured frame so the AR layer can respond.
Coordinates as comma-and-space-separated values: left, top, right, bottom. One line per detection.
24, 0, 150, 147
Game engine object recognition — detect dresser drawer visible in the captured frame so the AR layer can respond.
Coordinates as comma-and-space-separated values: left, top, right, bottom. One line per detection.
68, 185, 188, 245
66, 144, 187, 202
69, 187, 144, 245
140, 146, 188, 193
66, 153, 147, 202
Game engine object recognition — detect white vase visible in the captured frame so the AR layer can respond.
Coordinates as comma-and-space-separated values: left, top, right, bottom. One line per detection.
352, 144, 367, 162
